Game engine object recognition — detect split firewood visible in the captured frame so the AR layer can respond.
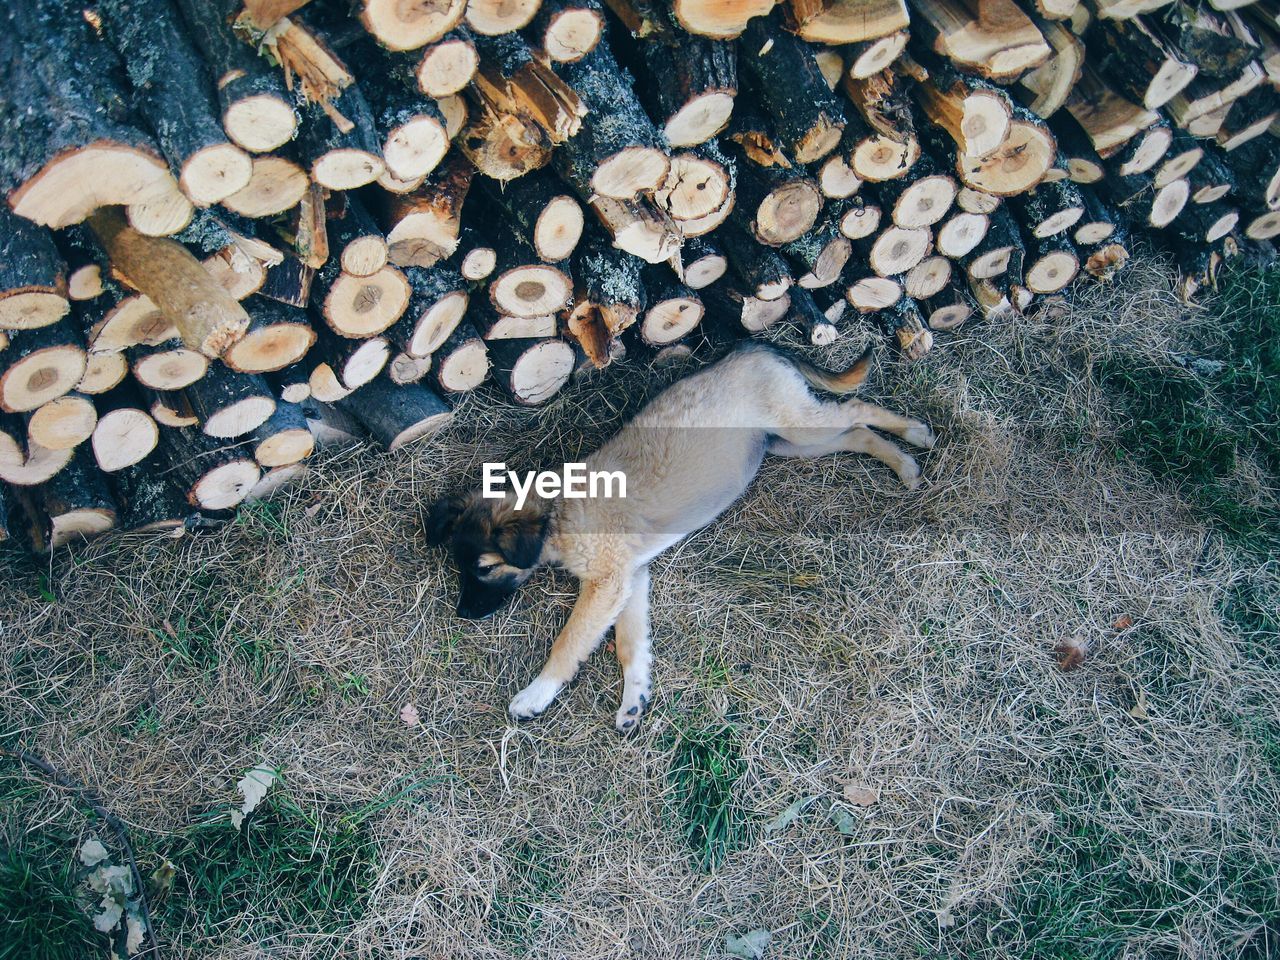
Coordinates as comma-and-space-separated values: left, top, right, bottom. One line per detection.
783, 217, 853, 288
1215, 88, 1279, 151
788, 0, 908, 45
1094, 17, 1199, 112
415, 31, 481, 97
671, 0, 776, 39
879, 296, 933, 360
382, 155, 476, 268
77, 351, 130, 397
1017, 12, 1086, 118
912, 0, 1052, 81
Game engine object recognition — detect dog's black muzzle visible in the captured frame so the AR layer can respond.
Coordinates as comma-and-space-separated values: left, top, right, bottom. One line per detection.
455, 576, 518, 620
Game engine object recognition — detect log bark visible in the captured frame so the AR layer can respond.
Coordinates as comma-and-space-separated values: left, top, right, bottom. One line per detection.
1009, 177, 1086, 238
879, 296, 932, 360
961, 206, 1023, 279
720, 222, 795, 300
88, 208, 251, 357
1065, 66, 1160, 158
700, 283, 792, 332
566, 229, 646, 366
676, 236, 729, 289
0, 1, 174, 228
259, 258, 317, 309
740, 12, 846, 164
159, 424, 260, 509
338, 376, 453, 449
98, 0, 253, 205
1094, 16, 1198, 111
146, 387, 200, 426
186, 365, 277, 438
785, 286, 838, 345
252, 401, 314, 467
638, 33, 737, 148
481, 170, 586, 262
1216, 88, 1279, 151
381, 154, 475, 267
388, 265, 471, 357
39, 444, 118, 547
173, 0, 299, 152
269, 364, 313, 406
108, 447, 191, 533
923, 283, 977, 330
551, 42, 670, 199
0, 206, 71, 331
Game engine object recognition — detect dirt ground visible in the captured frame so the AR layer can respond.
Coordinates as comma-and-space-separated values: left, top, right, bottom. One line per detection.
2, 259, 1278, 960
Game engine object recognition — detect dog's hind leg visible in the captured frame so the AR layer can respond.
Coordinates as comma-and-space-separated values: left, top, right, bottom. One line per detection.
769, 427, 922, 488
509, 571, 633, 721
612, 566, 652, 735
840, 399, 935, 449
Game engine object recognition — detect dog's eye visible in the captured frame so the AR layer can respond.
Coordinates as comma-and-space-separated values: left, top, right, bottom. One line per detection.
476, 563, 497, 575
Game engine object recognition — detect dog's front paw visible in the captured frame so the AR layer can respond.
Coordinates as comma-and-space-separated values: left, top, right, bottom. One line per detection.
897, 454, 921, 490
509, 676, 563, 721
902, 421, 936, 450
614, 688, 651, 736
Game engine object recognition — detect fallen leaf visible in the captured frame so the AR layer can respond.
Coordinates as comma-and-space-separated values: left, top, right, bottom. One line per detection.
725, 928, 771, 959
1128, 689, 1149, 720
1055, 632, 1088, 671
125, 907, 146, 955
830, 806, 857, 836
764, 796, 815, 834
842, 783, 879, 807
234, 763, 278, 829
150, 859, 176, 899
79, 838, 109, 867
1113, 614, 1133, 631
93, 898, 124, 933
400, 702, 421, 726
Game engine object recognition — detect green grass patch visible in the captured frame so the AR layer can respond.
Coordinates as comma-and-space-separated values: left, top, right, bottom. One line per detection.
666, 716, 752, 870
0, 844, 107, 960
1096, 262, 1280, 543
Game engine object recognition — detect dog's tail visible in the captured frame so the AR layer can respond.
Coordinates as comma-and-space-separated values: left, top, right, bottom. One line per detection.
787, 345, 875, 395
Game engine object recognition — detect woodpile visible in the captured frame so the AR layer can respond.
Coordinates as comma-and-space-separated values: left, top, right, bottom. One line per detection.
1, 0, 1277, 549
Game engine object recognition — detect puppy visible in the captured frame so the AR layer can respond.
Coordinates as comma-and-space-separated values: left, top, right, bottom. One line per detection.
425, 343, 934, 732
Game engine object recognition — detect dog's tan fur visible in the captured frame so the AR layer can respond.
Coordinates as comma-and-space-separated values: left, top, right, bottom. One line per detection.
427, 344, 935, 732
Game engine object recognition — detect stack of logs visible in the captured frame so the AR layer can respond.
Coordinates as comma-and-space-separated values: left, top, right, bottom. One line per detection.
1, 0, 1278, 549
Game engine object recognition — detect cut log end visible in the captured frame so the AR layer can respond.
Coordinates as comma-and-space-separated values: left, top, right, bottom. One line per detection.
1245, 212, 1280, 241
126, 186, 195, 238
937, 212, 989, 258
324, 267, 412, 337
223, 95, 299, 154
466, 0, 541, 34
179, 144, 255, 206
852, 135, 920, 182
682, 252, 728, 289
384, 118, 450, 182
847, 276, 902, 312
437, 340, 491, 392
312, 150, 387, 191
460, 247, 498, 281
362, 0, 468, 50
895, 175, 958, 228
665, 93, 736, 148
28, 395, 97, 451
591, 148, 671, 200
500, 339, 575, 404
870, 226, 931, 277
193, 459, 262, 510
93, 409, 159, 473
9, 145, 173, 229
222, 157, 310, 218
840, 204, 883, 240
1149, 179, 1190, 228
133, 349, 209, 390
204, 397, 277, 439
544, 8, 605, 63
341, 238, 391, 278
1, 346, 87, 414
849, 31, 910, 79
0, 292, 71, 332
535, 196, 586, 262
418, 39, 480, 96
959, 122, 1055, 196
78, 352, 129, 395
641, 297, 704, 345
222, 323, 316, 374
1026, 251, 1080, 293
755, 181, 822, 245
490, 265, 572, 318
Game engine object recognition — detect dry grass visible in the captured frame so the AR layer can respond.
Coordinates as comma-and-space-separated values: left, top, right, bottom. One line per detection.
2, 258, 1279, 959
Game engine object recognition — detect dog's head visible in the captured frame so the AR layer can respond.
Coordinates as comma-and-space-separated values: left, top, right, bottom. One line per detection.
423, 491, 550, 619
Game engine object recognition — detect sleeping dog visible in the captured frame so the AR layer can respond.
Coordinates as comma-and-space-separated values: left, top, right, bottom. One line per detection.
425, 343, 935, 733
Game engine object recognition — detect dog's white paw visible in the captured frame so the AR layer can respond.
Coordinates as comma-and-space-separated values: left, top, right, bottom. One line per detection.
509, 676, 562, 721
898, 456, 921, 490
902, 422, 936, 450
614, 685, 651, 736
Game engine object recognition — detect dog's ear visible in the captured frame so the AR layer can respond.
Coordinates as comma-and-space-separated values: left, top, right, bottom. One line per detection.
496, 508, 548, 569
423, 493, 468, 547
